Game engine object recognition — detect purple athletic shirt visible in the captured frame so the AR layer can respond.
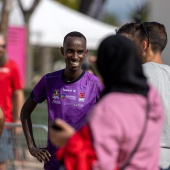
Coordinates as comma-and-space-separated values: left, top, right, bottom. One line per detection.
31, 69, 103, 170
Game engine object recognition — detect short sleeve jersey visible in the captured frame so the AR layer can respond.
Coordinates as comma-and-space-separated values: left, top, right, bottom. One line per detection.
0, 59, 23, 122
31, 69, 103, 170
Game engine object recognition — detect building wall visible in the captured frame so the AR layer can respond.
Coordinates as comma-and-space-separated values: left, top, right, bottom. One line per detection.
148, 0, 170, 65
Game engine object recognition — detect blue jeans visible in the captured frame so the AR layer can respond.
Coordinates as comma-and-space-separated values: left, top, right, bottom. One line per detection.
0, 129, 14, 162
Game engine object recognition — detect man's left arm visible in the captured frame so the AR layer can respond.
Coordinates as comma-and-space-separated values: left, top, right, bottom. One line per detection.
11, 61, 24, 122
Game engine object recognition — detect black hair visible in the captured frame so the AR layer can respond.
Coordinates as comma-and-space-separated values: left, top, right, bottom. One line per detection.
116, 22, 140, 39
63, 31, 86, 44
136, 22, 167, 53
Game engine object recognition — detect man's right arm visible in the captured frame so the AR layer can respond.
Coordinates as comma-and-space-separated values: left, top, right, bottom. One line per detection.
0, 107, 5, 136
20, 96, 37, 149
20, 96, 51, 162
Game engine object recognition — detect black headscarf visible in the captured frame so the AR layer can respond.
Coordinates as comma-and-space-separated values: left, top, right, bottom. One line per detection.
97, 35, 149, 97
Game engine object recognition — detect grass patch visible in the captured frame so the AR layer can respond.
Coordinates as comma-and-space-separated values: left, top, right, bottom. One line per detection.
31, 103, 48, 126
24, 89, 48, 126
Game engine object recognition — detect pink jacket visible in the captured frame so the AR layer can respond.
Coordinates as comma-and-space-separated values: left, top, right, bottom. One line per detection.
88, 85, 164, 170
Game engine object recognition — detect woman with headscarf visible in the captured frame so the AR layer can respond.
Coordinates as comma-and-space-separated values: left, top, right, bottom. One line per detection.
49, 35, 164, 170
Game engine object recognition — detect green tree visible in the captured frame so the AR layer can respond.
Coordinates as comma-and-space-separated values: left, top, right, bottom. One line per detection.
0, 0, 12, 39
130, 1, 150, 23
103, 13, 119, 27
55, 0, 118, 26
17, 0, 41, 88
55, 0, 80, 10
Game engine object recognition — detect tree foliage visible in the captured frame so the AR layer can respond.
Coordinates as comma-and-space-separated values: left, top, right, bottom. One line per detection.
55, 0, 118, 26
130, 1, 150, 24
0, 0, 12, 39
17, 0, 41, 88
55, 0, 80, 10
103, 13, 119, 26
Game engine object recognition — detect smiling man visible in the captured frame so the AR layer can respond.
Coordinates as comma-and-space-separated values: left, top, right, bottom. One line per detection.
20, 31, 103, 170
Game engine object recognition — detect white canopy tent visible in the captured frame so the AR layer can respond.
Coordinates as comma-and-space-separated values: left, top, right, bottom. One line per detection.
7, 0, 118, 86
24, 0, 117, 49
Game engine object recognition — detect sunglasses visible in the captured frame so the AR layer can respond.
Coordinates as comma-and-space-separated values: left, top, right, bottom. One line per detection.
141, 23, 149, 47
0, 44, 6, 49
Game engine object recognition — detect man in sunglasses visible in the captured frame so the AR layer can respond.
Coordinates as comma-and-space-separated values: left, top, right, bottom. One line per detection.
0, 34, 24, 170
133, 22, 170, 170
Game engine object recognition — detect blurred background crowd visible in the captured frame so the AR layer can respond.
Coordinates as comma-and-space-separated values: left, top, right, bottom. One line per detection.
0, 0, 169, 89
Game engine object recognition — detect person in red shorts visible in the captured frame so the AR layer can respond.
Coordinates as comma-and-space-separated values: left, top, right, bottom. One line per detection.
0, 34, 24, 170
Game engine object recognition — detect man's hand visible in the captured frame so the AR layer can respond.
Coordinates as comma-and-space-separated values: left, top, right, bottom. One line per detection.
14, 119, 23, 135
29, 146, 51, 163
49, 119, 75, 147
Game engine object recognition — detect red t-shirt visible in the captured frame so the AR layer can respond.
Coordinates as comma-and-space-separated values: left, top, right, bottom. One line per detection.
0, 59, 23, 122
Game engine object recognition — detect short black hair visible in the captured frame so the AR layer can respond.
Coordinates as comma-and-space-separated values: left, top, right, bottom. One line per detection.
63, 31, 86, 45
116, 22, 139, 39
136, 21, 167, 53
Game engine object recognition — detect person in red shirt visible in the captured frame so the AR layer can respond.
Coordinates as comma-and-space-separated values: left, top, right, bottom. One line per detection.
0, 34, 24, 170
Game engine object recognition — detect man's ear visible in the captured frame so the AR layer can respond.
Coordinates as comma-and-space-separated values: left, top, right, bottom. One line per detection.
142, 40, 148, 51
61, 47, 64, 55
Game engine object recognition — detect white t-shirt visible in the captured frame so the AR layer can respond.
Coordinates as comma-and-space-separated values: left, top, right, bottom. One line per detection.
143, 62, 170, 169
